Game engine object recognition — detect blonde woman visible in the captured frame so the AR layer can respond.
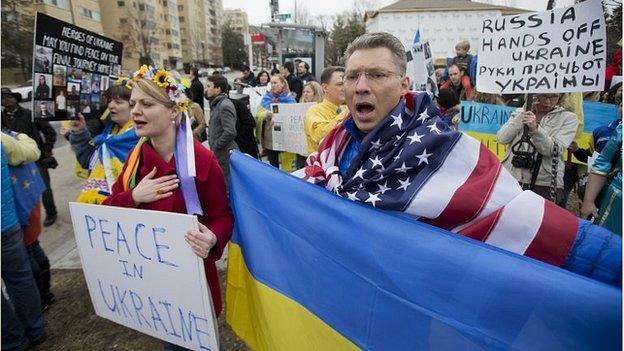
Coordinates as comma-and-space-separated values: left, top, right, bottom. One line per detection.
256, 74, 296, 167
103, 67, 233, 346
301, 81, 324, 103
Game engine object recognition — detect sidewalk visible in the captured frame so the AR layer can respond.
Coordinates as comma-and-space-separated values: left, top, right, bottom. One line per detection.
40, 144, 82, 269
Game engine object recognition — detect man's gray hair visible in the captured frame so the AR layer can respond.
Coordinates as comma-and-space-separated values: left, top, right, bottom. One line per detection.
343, 32, 407, 75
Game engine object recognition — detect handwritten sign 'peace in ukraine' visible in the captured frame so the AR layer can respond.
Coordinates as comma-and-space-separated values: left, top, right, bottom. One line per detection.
69, 203, 218, 351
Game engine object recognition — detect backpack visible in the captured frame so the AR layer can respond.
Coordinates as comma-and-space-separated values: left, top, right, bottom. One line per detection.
229, 97, 260, 159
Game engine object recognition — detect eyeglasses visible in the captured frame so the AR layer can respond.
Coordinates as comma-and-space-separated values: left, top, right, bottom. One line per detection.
343, 70, 402, 85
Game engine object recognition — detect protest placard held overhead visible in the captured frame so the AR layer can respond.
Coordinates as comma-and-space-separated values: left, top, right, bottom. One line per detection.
33, 13, 123, 121
477, 0, 607, 94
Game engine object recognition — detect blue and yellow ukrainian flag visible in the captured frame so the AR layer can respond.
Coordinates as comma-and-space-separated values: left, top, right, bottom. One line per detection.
226, 152, 621, 351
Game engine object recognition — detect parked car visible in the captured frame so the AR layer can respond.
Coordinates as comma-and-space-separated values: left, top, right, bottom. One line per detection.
12, 80, 33, 101
198, 68, 215, 77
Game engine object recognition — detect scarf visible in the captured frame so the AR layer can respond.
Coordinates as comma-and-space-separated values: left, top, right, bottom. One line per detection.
76, 120, 139, 204
120, 114, 203, 215
260, 90, 296, 110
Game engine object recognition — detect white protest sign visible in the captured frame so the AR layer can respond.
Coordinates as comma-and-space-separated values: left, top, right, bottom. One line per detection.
69, 203, 218, 351
245, 86, 268, 117
406, 41, 437, 96
270, 102, 314, 155
477, 0, 606, 93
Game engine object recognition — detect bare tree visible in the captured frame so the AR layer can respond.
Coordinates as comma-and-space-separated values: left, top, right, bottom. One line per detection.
119, 4, 158, 65
292, 0, 313, 25
1, 0, 34, 76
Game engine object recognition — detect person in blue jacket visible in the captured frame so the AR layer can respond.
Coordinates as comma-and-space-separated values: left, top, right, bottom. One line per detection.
1, 133, 47, 350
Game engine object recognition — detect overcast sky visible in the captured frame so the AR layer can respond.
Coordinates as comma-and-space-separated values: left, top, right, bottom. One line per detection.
222, 0, 577, 26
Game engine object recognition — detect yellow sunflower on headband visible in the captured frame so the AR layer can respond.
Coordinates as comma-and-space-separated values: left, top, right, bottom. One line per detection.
153, 69, 171, 88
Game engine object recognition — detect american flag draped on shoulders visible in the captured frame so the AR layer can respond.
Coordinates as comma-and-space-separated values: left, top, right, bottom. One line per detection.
294, 92, 620, 276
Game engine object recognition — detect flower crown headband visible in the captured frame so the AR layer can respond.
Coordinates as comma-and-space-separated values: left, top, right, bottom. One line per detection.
123, 65, 191, 112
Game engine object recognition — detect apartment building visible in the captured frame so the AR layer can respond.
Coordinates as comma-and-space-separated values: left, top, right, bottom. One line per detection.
33, 0, 103, 33
178, 0, 223, 67
223, 8, 248, 36
99, 0, 183, 71
3, 0, 224, 73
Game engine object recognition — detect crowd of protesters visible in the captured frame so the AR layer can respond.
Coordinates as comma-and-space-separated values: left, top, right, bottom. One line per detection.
1, 29, 621, 350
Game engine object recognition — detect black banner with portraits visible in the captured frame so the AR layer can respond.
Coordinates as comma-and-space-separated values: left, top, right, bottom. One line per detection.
33, 13, 123, 120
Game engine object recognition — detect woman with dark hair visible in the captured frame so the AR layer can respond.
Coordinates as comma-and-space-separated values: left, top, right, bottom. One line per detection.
256, 70, 270, 87
69, 79, 140, 204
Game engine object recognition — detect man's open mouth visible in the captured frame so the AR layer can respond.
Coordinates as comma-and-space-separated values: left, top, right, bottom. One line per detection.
355, 102, 375, 114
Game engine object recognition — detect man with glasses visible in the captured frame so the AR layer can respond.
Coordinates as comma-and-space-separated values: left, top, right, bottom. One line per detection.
294, 32, 620, 285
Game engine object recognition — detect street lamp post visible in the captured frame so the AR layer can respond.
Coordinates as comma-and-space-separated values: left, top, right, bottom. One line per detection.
201, 41, 206, 66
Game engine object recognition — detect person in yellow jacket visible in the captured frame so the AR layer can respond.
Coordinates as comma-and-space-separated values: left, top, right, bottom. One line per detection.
304, 66, 349, 155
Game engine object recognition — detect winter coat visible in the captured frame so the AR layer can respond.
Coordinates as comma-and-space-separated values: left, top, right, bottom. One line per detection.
497, 107, 578, 188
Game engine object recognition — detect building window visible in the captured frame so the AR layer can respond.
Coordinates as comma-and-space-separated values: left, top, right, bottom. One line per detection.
120, 17, 127, 24
80, 7, 100, 20
179, 16, 184, 22
181, 39, 186, 45
36, 0, 70, 10
138, 3, 145, 10
178, 4, 183, 10
117, 1, 124, 6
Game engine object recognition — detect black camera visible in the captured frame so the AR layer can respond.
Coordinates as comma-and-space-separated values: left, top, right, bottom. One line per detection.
511, 152, 535, 169
511, 126, 537, 170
